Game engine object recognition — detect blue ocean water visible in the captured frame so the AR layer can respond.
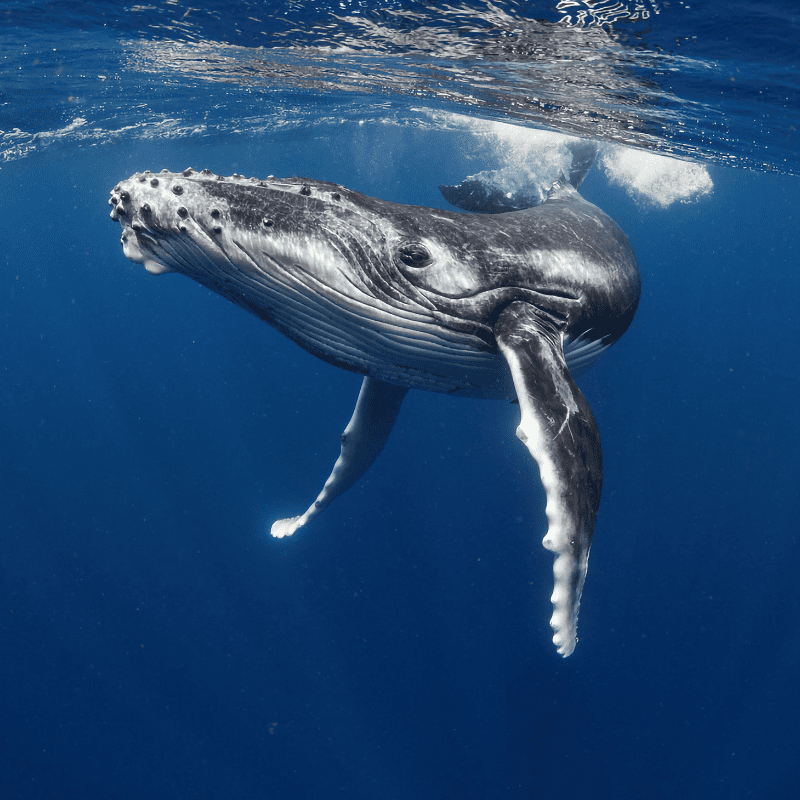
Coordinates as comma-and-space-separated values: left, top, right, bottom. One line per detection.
2, 2, 799, 798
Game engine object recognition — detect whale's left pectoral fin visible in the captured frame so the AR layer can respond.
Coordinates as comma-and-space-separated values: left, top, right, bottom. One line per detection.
494, 302, 603, 657
271, 377, 408, 538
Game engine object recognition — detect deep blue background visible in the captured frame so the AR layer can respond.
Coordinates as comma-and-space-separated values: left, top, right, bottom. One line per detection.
2, 122, 799, 797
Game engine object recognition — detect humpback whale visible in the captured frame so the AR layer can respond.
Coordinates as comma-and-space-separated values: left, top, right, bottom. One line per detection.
108, 163, 640, 656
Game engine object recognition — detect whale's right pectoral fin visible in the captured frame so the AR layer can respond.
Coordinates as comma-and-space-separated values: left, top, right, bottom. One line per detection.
494, 301, 603, 657
271, 377, 408, 538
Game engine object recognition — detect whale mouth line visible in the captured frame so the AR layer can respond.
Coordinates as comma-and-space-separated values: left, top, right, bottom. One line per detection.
135, 231, 158, 251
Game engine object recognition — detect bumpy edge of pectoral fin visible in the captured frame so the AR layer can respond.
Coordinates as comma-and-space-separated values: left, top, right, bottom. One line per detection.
270, 377, 409, 538
494, 302, 603, 657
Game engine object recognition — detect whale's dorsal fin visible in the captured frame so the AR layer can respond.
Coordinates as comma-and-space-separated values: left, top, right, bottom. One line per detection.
563, 138, 598, 189
439, 138, 598, 213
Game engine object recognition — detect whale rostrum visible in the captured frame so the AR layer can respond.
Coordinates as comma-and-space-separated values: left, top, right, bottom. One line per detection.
109, 166, 640, 656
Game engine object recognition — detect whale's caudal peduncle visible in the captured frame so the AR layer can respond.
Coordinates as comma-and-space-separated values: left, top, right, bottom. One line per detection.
109, 166, 640, 656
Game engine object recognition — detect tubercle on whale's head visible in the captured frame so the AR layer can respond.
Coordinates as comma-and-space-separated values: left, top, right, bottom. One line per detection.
108, 167, 370, 277
109, 167, 263, 275
109, 167, 346, 221
109, 168, 194, 274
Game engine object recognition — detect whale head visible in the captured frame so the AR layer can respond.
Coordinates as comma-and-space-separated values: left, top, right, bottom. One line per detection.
108, 168, 521, 394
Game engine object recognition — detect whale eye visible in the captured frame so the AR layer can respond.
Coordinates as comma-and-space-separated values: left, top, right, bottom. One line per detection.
397, 243, 431, 268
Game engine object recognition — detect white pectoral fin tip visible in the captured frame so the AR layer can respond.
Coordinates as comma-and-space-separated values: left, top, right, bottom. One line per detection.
144, 258, 174, 275
270, 515, 305, 538
541, 513, 581, 657
549, 550, 580, 657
